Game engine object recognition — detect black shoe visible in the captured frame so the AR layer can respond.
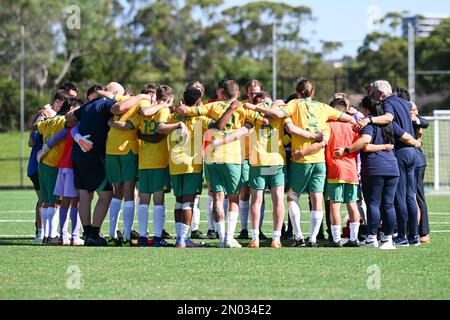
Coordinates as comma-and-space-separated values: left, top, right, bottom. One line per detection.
191, 230, 207, 239
153, 237, 175, 247
281, 230, 294, 240
139, 237, 148, 247
292, 239, 306, 247
130, 230, 140, 240
85, 235, 107, 247
316, 233, 326, 241
307, 240, 319, 247
259, 230, 268, 240
237, 229, 249, 240
206, 229, 217, 239
344, 239, 360, 247
328, 240, 343, 248
162, 229, 174, 239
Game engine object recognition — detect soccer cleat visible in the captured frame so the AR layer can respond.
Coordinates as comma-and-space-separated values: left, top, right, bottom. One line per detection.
34, 236, 44, 245
237, 229, 249, 240
139, 237, 149, 247
379, 240, 396, 250
248, 240, 260, 248
122, 239, 138, 247
408, 236, 421, 247
206, 229, 217, 239
46, 237, 60, 246
328, 240, 343, 248
130, 230, 140, 240
393, 236, 409, 247
185, 238, 205, 248
162, 229, 175, 239
153, 237, 175, 247
85, 235, 108, 247
343, 239, 360, 247
71, 238, 84, 246
190, 230, 207, 239
59, 237, 71, 246
306, 240, 319, 248
271, 239, 282, 248
420, 234, 430, 244
225, 238, 242, 248
292, 239, 306, 247
363, 240, 379, 248
258, 230, 268, 240
281, 230, 294, 240
175, 237, 186, 248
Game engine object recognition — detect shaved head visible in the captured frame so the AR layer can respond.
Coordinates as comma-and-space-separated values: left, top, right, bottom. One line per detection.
105, 82, 125, 96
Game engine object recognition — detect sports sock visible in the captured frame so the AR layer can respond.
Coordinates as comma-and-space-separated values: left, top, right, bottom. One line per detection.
288, 200, 303, 240
331, 224, 342, 242
181, 223, 190, 241
192, 198, 200, 232
70, 207, 81, 239
349, 222, 360, 241
309, 211, 324, 243
259, 201, 265, 229
272, 230, 281, 242
37, 228, 43, 239
42, 208, 49, 238
206, 195, 215, 230
83, 225, 92, 238
122, 200, 135, 240
59, 206, 69, 240
216, 221, 226, 242
153, 205, 165, 238
47, 207, 57, 238
109, 198, 122, 238
91, 226, 100, 239
52, 207, 59, 237
175, 222, 182, 238
251, 229, 259, 241
137, 204, 149, 237
239, 200, 249, 231
223, 198, 229, 216
226, 211, 238, 241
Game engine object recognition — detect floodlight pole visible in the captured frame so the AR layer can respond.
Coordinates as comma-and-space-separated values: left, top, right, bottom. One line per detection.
20, 25, 25, 188
272, 22, 277, 100
408, 23, 415, 103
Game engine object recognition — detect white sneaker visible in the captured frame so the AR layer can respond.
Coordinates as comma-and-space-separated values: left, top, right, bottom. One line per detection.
71, 238, 84, 246
379, 240, 396, 250
61, 238, 71, 246
225, 238, 242, 248
363, 240, 379, 248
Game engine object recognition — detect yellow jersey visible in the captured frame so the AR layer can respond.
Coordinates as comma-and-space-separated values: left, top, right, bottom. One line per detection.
106, 97, 140, 155
36, 116, 66, 167
187, 101, 262, 164
132, 102, 171, 169
281, 98, 343, 164
166, 114, 214, 175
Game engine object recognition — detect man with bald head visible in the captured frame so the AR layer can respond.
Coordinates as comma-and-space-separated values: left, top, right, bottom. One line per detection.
65, 83, 151, 246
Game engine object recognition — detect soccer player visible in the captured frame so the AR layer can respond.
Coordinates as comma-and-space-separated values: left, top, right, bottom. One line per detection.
59, 83, 79, 98
176, 80, 255, 248
39, 99, 84, 246
65, 83, 151, 246
324, 98, 361, 247
354, 80, 421, 246
335, 96, 422, 250
34, 90, 72, 244
244, 79, 357, 247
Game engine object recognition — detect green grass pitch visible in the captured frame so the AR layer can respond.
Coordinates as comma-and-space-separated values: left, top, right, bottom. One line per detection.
0, 190, 449, 299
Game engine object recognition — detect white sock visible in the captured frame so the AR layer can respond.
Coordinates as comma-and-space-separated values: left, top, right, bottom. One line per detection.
52, 207, 59, 238
288, 200, 303, 240
309, 211, 323, 243
251, 229, 259, 241
223, 198, 229, 216
192, 198, 200, 232
47, 207, 57, 238
123, 200, 135, 240
272, 230, 281, 241
37, 228, 43, 239
175, 222, 182, 238
137, 204, 149, 237
153, 205, 165, 238
331, 225, 342, 242
350, 222, 360, 241
239, 200, 249, 231
226, 211, 239, 241
216, 221, 226, 242
259, 201, 265, 229
181, 223, 190, 241
42, 208, 49, 238
109, 198, 122, 238
206, 195, 215, 230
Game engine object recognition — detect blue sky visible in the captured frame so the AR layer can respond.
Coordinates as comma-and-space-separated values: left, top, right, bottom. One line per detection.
221, 0, 450, 59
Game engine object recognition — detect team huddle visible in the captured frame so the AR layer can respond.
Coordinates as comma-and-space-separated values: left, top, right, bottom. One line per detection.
27, 78, 430, 249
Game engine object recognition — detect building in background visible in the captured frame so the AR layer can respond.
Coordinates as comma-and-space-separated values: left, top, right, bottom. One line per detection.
402, 14, 448, 38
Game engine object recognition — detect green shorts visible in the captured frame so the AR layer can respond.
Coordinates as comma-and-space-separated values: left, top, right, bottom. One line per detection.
249, 165, 286, 190
138, 167, 171, 194
288, 162, 326, 194
171, 173, 203, 197
239, 159, 250, 188
203, 163, 210, 182
106, 152, 138, 184
38, 163, 59, 203
325, 182, 358, 203
206, 163, 241, 195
